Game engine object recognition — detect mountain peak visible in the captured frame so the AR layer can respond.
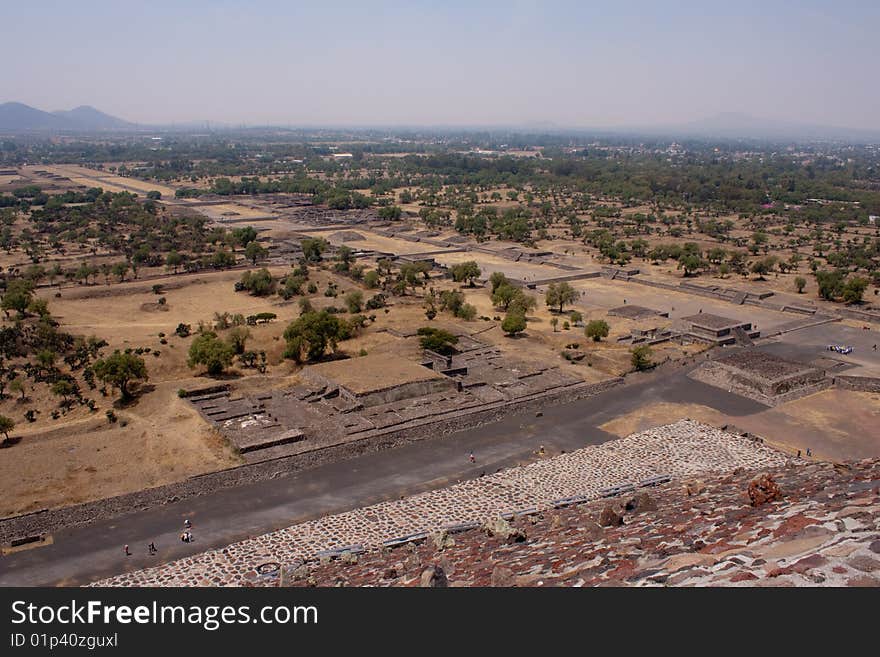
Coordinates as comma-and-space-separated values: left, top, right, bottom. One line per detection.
0, 101, 132, 132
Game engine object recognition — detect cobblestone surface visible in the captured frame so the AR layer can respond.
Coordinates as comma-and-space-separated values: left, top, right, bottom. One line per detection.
292, 459, 880, 588
90, 421, 787, 586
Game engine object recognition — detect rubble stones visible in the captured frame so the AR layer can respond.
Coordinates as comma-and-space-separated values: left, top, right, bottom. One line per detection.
420, 566, 448, 588
625, 493, 657, 513
748, 473, 782, 507
599, 506, 624, 527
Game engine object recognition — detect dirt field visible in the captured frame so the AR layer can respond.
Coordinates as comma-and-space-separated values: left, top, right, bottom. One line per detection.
0, 379, 240, 518
599, 388, 880, 463
42, 165, 179, 198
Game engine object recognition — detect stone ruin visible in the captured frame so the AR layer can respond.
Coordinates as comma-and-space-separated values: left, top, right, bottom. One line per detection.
608, 304, 669, 320
186, 337, 587, 463
681, 312, 760, 346
689, 349, 830, 406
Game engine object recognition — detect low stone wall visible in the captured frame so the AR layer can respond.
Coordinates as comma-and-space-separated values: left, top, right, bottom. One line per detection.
835, 306, 880, 325
0, 377, 623, 544
834, 375, 880, 393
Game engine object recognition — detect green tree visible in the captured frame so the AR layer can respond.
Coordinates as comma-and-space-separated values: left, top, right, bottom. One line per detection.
166, 251, 184, 273
279, 274, 305, 299
210, 249, 236, 269
501, 312, 527, 337
631, 345, 653, 371
364, 270, 380, 289
842, 276, 868, 304
815, 270, 845, 301
417, 327, 458, 355
232, 226, 258, 249
93, 350, 149, 400
451, 261, 481, 286
489, 271, 508, 294
187, 332, 235, 376
238, 269, 275, 296
344, 290, 364, 313
283, 310, 348, 363
545, 282, 578, 313
794, 276, 807, 294
378, 205, 402, 220
585, 319, 610, 342
111, 261, 129, 282
678, 253, 703, 277
9, 377, 26, 402
1, 279, 34, 317
245, 241, 268, 265
0, 414, 13, 443
51, 379, 76, 406
301, 238, 328, 262
750, 256, 777, 280
336, 246, 354, 270
227, 327, 251, 355
508, 290, 537, 316
491, 282, 520, 310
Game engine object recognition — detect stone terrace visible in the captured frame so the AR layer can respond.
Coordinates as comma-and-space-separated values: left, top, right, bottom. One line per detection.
91, 421, 786, 587
290, 458, 880, 587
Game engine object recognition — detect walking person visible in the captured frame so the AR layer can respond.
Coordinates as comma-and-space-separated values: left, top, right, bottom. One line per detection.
468, 452, 475, 464
123, 544, 130, 556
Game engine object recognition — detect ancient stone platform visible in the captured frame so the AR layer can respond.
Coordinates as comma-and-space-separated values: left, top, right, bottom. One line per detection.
188, 340, 588, 462
690, 349, 830, 406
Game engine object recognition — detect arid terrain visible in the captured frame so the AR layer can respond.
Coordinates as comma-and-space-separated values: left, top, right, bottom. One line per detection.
0, 134, 878, 589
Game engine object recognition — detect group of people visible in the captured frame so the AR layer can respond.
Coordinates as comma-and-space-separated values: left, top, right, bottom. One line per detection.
123, 518, 194, 557
180, 518, 193, 543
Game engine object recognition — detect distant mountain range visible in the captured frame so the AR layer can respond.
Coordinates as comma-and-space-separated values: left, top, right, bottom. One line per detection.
1, 102, 878, 142
614, 112, 880, 142
0, 102, 134, 132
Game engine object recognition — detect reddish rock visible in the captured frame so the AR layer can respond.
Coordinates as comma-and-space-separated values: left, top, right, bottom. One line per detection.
729, 571, 759, 583
765, 566, 793, 578
420, 565, 448, 588
748, 473, 781, 507
848, 556, 879, 573
606, 558, 636, 580
790, 554, 828, 573
625, 493, 658, 513
772, 514, 821, 538
490, 565, 516, 587
598, 506, 623, 527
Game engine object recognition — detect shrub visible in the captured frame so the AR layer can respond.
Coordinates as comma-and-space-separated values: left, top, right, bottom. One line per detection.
585, 319, 610, 342
501, 312, 527, 336
417, 327, 458, 355
631, 345, 653, 371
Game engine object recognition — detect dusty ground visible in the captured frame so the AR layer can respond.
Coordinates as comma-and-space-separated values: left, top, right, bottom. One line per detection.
599, 388, 880, 463
0, 379, 240, 518
2, 163, 877, 525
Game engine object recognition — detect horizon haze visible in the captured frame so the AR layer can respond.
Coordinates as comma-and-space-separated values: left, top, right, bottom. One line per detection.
1, 1, 879, 132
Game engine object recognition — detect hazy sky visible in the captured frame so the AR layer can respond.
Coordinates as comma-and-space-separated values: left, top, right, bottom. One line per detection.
2, 1, 878, 129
